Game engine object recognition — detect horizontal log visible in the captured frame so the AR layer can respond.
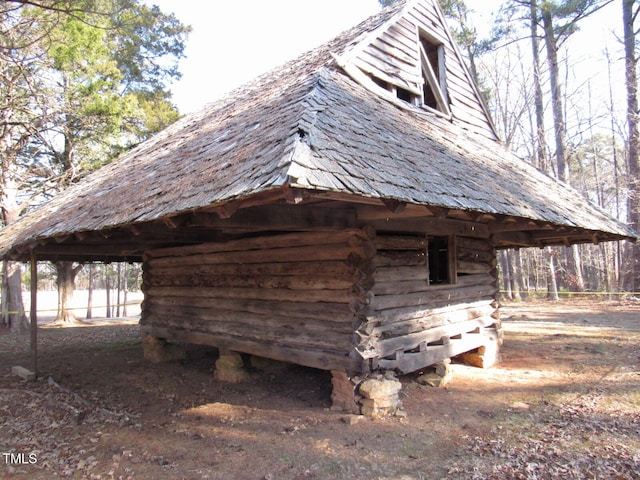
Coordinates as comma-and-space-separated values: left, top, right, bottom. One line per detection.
373, 250, 426, 267
373, 272, 494, 295
143, 311, 355, 352
369, 301, 496, 337
374, 265, 430, 283
147, 295, 352, 322
457, 248, 494, 263
457, 260, 492, 275
147, 260, 364, 279
141, 325, 365, 373
456, 237, 493, 252
145, 286, 354, 304
144, 303, 354, 333
372, 279, 429, 295
366, 316, 497, 360
374, 235, 426, 250
146, 229, 372, 259
367, 298, 495, 326
149, 244, 374, 268
371, 283, 498, 311
146, 272, 355, 290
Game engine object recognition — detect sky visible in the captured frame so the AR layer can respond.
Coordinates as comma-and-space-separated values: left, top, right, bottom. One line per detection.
148, 0, 622, 117
149, 0, 382, 113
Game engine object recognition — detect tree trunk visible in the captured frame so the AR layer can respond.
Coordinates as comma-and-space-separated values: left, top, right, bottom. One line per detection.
499, 250, 512, 300
515, 248, 529, 300
623, 0, 640, 292
541, 6, 589, 292
0, 171, 28, 332
122, 263, 128, 317
508, 250, 522, 301
541, 7, 569, 183
116, 263, 121, 317
2, 261, 28, 333
547, 248, 560, 301
565, 245, 585, 292
55, 261, 83, 324
86, 263, 94, 320
105, 267, 111, 318
530, 0, 549, 173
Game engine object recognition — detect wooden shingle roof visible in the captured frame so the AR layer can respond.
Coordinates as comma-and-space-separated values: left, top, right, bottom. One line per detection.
0, 0, 636, 261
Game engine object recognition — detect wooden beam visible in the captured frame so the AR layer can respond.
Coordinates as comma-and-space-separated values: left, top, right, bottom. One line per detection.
189, 204, 358, 232
489, 220, 553, 233
381, 198, 407, 214
356, 204, 433, 222
283, 186, 306, 205
163, 217, 179, 229
368, 217, 490, 238
491, 231, 535, 247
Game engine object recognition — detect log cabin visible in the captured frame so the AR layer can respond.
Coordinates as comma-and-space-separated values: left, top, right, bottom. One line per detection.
0, 0, 636, 412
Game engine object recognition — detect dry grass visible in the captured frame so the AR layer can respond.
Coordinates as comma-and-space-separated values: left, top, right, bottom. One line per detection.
0, 299, 639, 479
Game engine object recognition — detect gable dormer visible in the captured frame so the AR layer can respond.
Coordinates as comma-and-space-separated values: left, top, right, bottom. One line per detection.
335, 0, 498, 141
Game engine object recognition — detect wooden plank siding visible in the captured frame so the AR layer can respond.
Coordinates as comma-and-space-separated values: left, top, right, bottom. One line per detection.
348, 0, 498, 140
355, 230, 501, 374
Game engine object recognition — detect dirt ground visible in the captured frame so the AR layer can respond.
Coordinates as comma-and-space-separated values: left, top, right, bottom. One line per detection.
1, 299, 639, 480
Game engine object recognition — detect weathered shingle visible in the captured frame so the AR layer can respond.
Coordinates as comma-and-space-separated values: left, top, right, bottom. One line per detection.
0, 0, 635, 258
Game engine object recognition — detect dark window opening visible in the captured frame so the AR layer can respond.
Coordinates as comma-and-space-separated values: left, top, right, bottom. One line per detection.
371, 76, 390, 90
428, 235, 451, 285
423, 83, 438, 110
396, 86, 415, 103
370, 75, 419, 105
419, 34, 450, 115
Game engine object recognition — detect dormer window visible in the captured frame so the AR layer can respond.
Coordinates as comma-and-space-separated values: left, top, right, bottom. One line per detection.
419, 33, 451, 115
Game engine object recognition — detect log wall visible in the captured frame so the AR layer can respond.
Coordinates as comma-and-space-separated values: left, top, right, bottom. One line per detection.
140, 229, 375, 372
140, 224, 501, 376
356, 232, 501, 374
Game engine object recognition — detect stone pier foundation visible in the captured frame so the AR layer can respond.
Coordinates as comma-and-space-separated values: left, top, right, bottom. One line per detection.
142, 336, 186, 363
214, 350, 250, 383
358, 371, 403, 418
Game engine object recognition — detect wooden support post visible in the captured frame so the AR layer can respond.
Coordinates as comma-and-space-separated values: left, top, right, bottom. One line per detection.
30, 250, 37, 380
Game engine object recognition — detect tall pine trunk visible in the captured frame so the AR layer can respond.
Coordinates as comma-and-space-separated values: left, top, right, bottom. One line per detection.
541, 6, 586, 292
623, 0, 640, 292
530, 0, 548, 173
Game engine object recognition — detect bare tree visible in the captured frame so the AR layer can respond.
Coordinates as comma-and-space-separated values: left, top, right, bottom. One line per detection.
623, 0, 640, 292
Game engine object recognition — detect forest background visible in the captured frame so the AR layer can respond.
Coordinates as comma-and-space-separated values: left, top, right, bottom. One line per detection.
1, 0, 639, 332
